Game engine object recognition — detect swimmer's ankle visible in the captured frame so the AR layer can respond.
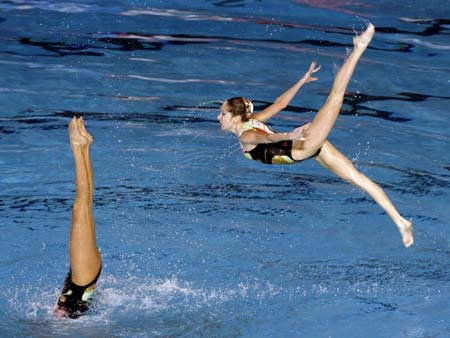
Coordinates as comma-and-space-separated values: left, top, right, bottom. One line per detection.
353, 23, 375, 50
397, 218, 413, 248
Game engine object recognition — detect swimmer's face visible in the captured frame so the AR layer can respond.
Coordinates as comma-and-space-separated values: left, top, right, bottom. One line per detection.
218, 102, 238, 131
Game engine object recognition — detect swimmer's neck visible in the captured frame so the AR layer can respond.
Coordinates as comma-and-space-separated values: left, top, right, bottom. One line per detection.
233, 121, 245, 137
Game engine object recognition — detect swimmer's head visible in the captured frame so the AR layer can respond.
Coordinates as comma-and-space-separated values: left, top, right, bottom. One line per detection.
222, 97, 253, 122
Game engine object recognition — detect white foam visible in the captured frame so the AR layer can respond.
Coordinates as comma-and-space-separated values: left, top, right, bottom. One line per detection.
4, 272, 286, 333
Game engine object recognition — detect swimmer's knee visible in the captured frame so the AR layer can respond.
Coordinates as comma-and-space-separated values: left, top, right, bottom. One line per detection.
328, 92, 345, 105
72, 200, 92, 215
348, 171, 373, 188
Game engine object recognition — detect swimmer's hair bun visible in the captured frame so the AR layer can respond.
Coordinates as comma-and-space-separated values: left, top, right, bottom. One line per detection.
243, 98, 254, 114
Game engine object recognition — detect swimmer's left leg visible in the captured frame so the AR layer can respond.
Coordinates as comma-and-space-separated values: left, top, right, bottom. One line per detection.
292, 23, 375, 160
315, 141, 414, 248
77, 117, 95, 233
68, 117, 101, 286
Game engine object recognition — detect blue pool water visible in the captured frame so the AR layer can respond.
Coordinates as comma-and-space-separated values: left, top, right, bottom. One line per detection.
1, 1, 449, 337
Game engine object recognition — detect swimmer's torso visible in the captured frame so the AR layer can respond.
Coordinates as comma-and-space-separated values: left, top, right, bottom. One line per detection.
239, 119, 295, 165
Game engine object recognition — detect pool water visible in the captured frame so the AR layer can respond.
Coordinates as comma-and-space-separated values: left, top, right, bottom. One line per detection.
1, 1, 449, 337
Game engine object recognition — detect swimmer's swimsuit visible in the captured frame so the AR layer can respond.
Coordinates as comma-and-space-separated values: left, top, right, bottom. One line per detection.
56, 267, 101, 319
247, 140, 295, 164
240, 119, 319, 164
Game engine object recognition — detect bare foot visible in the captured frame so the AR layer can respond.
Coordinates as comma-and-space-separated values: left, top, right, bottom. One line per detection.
353, 23, 375, 50
77, 116, 93, 145
69, 117, 89, 147
397, 218, 414, 248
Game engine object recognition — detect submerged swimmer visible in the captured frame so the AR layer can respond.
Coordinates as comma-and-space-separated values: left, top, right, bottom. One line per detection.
54, 117, 102, 318
217, 24, 413, 248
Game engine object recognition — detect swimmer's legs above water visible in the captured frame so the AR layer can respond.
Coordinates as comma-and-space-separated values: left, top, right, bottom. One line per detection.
54, 117, 101, 318
292, 23, 376, 159
315, 141, 414, 248
69, 117, 101, 284
291, 23, 413, 247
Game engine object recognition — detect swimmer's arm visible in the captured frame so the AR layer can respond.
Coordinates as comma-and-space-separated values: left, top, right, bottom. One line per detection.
240, 124, 309, 145
252, 61, 320, 123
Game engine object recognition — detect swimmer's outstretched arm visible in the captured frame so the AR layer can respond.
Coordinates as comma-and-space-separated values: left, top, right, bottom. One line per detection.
252, 62, 320, 123
239, 122, 311, 145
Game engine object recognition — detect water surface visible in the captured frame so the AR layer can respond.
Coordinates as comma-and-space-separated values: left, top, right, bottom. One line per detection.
1, 1, 449, 337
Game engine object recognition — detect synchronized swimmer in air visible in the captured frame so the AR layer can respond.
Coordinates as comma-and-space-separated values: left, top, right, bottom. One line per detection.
217, 23, 414, 248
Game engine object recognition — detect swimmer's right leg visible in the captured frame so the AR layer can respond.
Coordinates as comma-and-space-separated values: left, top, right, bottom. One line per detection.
292, 23, 375, 160
68, 117, 101, 286
77, 117, 95, 233
315, 141, 413, 248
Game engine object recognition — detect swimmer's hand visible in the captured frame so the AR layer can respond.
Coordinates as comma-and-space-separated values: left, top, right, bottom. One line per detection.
288, 122, 311, 140
301, 61, 321, 84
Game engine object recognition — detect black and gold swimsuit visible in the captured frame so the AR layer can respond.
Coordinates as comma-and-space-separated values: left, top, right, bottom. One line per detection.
240, 119, 319, 164
240, 119, 295, 164
55, 267, 101, 319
